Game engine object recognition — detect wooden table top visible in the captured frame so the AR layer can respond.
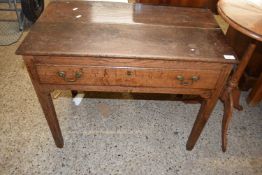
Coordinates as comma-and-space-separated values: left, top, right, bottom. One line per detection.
17, 1, 236, 63
218, 0, 262, 42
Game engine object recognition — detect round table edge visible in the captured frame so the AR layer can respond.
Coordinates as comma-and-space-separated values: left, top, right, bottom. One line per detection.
217, 1, 262, 42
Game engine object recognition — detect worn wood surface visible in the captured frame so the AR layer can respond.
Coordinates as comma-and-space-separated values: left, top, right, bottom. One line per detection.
16, 1, 235, 64
17, 1, 236, 151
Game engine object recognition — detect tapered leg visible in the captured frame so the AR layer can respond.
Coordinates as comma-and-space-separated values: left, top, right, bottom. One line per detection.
186, 97, 217, 150
37, 90, 64, 148
23, 56, 64, 148
186, 100, 207, 150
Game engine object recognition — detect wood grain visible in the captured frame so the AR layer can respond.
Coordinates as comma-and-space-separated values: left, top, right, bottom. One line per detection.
17, 1, 236, 150
218, 0, 262, 42
36, 60, 221, 89
16, 1, 235, 63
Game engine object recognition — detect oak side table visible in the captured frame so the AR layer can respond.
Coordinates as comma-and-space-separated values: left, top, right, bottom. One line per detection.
218, 0, 262, 151
16, 1, 237, 151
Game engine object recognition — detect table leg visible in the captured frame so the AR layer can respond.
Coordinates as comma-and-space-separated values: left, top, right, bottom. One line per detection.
221, 88, 233, 152
221, 42, 257, 152
186, 97, 218, 150
186, 65, 232, 151
23, 57, 64, 148
247, 73, 262, 106
37, 90, 64, 148
71, 90, 78, 97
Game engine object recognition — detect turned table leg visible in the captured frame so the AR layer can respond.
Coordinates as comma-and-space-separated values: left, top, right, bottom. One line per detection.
221, 88, 233, 152
221, 41, 257, 152
23, 56, 64, 148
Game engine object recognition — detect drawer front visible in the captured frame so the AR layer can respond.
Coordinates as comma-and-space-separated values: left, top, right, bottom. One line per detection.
36, 65, 220, 89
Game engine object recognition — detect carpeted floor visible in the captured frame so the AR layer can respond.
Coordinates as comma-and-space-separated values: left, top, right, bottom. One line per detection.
0, 1, 261, 175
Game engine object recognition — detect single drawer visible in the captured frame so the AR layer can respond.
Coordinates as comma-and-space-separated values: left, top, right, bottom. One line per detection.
36, 65, 221, 89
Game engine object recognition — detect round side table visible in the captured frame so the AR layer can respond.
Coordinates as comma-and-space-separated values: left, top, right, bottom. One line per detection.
218, 0, 262, 152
